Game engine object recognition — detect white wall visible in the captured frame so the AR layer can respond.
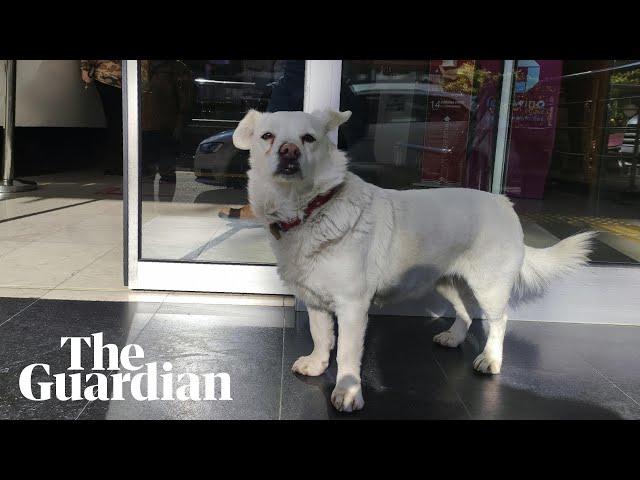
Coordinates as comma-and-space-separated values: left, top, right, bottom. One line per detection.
0, 60, 106, 127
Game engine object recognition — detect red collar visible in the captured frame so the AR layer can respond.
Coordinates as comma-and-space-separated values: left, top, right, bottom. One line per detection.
269, 184, 342, 239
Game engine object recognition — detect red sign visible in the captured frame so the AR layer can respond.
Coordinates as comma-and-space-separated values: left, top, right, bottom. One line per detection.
504, 60, 563, 199
421, 60, 475, 186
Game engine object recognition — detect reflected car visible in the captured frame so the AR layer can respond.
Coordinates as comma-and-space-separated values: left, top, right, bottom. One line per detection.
193, 130, 250, 189
192, 83, 472, 190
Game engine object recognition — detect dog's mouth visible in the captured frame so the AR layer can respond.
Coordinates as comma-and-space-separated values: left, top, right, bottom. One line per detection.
275, 159, 301, 177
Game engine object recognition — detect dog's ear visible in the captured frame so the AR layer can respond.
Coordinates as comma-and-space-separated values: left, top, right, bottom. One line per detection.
313, 109, 352, 133
233, 109, 262, 150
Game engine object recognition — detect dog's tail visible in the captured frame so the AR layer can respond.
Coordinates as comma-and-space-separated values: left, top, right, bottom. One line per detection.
513, 231, 596, 299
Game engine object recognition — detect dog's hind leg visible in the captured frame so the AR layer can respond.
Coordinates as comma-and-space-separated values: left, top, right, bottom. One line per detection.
433, 277, 473, 348
292, 308, 335, 377
465, 278, 512, 374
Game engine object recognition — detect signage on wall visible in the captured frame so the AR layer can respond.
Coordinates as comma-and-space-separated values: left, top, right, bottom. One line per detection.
504, 60, 563, 199
514, 60, 541, 93
421, 60, 475, 187
420, 60, 504, 190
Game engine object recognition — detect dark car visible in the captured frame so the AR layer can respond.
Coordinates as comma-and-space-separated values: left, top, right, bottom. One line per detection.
193, 130, 249, 189
192, 82, 471, 190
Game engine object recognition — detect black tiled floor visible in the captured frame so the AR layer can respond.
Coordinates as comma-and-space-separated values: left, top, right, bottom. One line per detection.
0, 297, 37, 325
1, 296, 639, 420
281, 314, 469, 419
95, 307, 284, 420
0, 299, 160, 420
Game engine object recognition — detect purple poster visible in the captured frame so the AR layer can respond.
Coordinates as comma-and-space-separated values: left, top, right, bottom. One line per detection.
504, 60, 563, 199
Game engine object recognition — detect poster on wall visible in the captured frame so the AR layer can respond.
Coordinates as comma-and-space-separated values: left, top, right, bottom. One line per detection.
504, 60, 564, 199
421, 60, 475, 186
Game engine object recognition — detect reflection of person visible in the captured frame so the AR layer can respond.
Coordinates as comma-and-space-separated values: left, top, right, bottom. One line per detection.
141, 60, 194, 188
81, 60, 124, 175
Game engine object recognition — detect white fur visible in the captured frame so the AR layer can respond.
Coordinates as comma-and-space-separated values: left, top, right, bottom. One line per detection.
235, 109, 595, 413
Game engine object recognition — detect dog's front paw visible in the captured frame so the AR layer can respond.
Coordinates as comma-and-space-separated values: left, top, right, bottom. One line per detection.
473, 351, 502, 374
433, 330, 464, 348
331, 383, 364, 413
292, 355, 328, 377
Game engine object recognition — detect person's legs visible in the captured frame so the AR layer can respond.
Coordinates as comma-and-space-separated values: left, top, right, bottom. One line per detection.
95, 81, 123, 175
157, 132, 177, 182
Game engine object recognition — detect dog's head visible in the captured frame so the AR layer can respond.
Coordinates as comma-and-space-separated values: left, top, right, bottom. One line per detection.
232, 109, 351, 184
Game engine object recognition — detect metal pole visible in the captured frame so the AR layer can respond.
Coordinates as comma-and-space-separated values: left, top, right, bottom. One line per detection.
1, 59, 36, 194
2, 59, 16, 183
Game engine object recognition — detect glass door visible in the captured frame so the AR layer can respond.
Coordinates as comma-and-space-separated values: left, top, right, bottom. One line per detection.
124, 60, 334, 293
337, 60, 507, 193
328, 59, 640, 323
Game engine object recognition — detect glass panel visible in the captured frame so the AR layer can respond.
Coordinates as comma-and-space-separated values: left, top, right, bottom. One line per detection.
339, 60, 504, 191
504, 60, 640, 264
138, 60, 305, 264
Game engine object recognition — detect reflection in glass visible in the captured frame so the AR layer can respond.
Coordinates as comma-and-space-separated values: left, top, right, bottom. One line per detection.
339, 60, 504, 190
139, 60, 304, 265
340, 59, 640, 265
505, 60, 640, 264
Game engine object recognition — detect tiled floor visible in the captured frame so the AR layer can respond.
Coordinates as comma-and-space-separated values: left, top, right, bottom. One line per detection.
1, 295, 639, 420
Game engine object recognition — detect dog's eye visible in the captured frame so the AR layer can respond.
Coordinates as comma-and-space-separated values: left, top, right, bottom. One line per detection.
301, 134, 316, 143
261, 132, 274, 140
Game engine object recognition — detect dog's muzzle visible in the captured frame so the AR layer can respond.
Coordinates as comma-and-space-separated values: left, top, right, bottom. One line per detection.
275, 142, 301, 176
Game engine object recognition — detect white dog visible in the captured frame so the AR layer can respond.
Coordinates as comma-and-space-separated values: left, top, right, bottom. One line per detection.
233, 109, 595, 413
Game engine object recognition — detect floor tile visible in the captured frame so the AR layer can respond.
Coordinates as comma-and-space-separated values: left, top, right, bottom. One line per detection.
0, 288, 48, 299
445, 367, 640, 420
431, 319, 640, 419
281, 312, 469, 419
2, 294, 640, 420
42, 289, 167, 303
44, 221, 122, 246
0, 241, 27, 259
164, 292, 287, 308
55, 247, 126, 291
0, 242, 112, 288
0, 297, 38, 325
99, 304, 285, 420
0, 298, 160, 420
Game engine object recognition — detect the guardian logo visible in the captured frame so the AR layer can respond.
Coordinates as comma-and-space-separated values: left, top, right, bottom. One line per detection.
19, 333, 232, 402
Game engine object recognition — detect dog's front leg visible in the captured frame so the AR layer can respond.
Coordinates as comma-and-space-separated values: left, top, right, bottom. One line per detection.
292, 308, 334, 376
331, 302, 368, 412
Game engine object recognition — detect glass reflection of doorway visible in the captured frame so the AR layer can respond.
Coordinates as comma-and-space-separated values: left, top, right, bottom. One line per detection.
338, 60, 640, 265
503, 60, 640, 264
140, 60, 304, 265
125, 60, 321, 293
338, 60, 506, 192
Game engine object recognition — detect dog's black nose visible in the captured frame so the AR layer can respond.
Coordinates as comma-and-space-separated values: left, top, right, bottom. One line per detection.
278, 142, 300, 160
